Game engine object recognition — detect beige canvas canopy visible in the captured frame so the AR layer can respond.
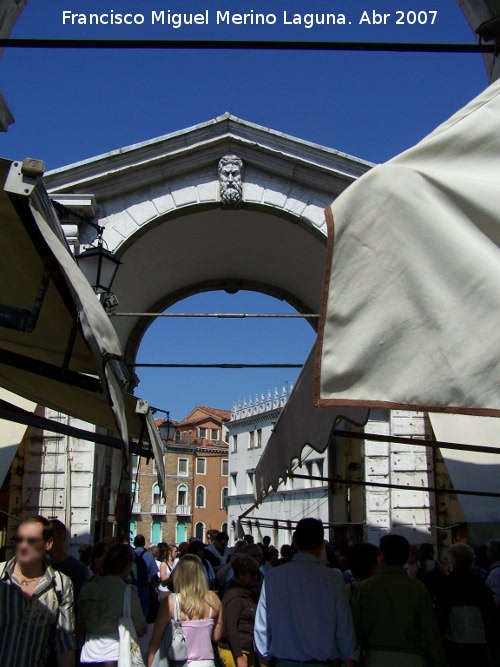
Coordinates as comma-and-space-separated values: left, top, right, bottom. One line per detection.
0, 158, 165, 496
254, 346, 369, 498
315, 77, 500, 416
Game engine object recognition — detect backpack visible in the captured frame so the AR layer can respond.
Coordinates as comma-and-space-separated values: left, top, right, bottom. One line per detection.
131, 549, 149, 588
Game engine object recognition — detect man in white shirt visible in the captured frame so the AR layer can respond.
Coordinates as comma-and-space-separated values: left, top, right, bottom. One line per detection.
255, 518, 359, 667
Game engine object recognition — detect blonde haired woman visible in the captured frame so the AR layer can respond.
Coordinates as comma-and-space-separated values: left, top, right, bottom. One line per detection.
148, 554, 223, 667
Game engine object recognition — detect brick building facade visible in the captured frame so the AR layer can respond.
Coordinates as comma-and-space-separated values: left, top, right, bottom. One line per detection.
131, 406, 229, 545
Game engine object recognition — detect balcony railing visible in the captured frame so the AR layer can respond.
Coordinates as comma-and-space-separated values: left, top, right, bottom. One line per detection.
176, 504, 191, 516
132, 502, 141, 514
151, 503, 166, 515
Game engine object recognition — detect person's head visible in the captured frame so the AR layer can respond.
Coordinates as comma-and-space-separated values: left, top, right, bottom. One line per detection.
245, 543, 263, 565
419, 543, 434, 565
207, 529, 219, 544
293, 518, 324, 555
215, 532, 229, 553
243, 534, 254, 545
48, 519, 67, 551
486, 539, 500, 564
262, 536, 271, 546
158, 542, 168, 559
172, 554, 210, 618
134, 534, 146, 548
379, 535, 410, 567
15, 516, 53, 567
280, 544, 294, 560
166, 545, 178, 562
348, 543, 379, 581
177, 541, 189, 557
90, 540, 110, 574
149, 546, 160, 559
268, 547, 279, 567
449, 542, 475, 570
232, 540, 246, 555
101, 544, 134, 579
232, 554, 259, 588
78, 544, 92, 566
188, 540, 206, 560
408, 544, 420, 565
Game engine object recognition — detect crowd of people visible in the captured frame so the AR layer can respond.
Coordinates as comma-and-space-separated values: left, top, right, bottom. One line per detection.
0, 515, 499, 667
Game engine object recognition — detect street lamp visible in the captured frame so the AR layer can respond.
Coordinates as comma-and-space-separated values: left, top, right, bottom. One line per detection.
159, 411, 176, 442
75, 228, 121, 295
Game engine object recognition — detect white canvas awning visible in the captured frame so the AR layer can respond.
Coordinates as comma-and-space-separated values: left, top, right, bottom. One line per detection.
254, 345, 369, 498
0, 158, 165, 496
315, 78, 500, 416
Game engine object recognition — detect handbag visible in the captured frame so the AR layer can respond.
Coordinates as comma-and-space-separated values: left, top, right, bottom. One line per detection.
168, 593, 188, 662
118, 584, 146, 667
152, 593, 187, 667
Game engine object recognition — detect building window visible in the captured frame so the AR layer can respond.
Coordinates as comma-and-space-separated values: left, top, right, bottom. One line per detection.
230, 473, 237, 494
210, 428, 219, 441
221, 459, 229, 476
196, 457, 206, 475
257, 429, 262, 447
130, 520, 137, 541
131, 481, 139, 503
195, 485, 206, 508
195, 522, 205, 541
152, 459, 157, 475
178, 458, 188, 476
247, 472, 254, 494
232, 435, 238, 452
152, 483, 162, 505
316, 460, 324, 485
177, 484, 188, 507
198, 427, 207, 438
221, 487, 228, 509
249, 430, 254, 449
176, 520, 186, 543
305, 462, 313, 489
151, 519, 162, 544
221, 522, 228, 533
175, 430, 181, 444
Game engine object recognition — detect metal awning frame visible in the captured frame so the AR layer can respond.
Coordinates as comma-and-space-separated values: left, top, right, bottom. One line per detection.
0, 397, 153, 458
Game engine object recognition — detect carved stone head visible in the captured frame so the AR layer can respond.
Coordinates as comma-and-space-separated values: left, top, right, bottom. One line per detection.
218, 155, 244, 207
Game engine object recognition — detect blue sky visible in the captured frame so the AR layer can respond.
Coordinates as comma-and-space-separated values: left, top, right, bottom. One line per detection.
1, 0, 489, 419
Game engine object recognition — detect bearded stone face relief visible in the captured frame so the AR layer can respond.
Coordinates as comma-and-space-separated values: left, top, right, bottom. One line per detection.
218, 155, 244, 207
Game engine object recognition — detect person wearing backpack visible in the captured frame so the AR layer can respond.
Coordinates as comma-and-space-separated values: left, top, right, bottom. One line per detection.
133, 535, 159, 620
0, 515, 75, 667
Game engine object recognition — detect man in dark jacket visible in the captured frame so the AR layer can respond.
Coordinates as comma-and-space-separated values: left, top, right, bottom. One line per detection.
219, 555, 259, 667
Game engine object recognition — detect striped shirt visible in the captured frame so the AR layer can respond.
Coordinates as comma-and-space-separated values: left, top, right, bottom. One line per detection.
0, 557, 76, 666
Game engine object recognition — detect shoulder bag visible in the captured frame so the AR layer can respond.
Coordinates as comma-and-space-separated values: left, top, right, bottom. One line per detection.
118, 584, 146, 667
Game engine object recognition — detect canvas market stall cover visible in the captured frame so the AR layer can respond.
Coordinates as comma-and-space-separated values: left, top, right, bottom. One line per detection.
0, 158, 165, 496
256, 79, 500, 514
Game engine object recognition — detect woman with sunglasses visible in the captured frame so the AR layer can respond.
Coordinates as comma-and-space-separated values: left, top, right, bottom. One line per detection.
218, 555, 259, 667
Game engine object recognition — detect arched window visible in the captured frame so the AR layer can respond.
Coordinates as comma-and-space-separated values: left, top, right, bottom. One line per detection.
152, 483, 162, 505
176, 520, 186, 543
175, 430, 181, 444
151, 519, 162, 544
131, 481, 139, 503
221, 487, 228, 510
221, 522, 228, 533
195, 522, 205, 541
177, 484, 188, 507
195, 485, 206, 508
